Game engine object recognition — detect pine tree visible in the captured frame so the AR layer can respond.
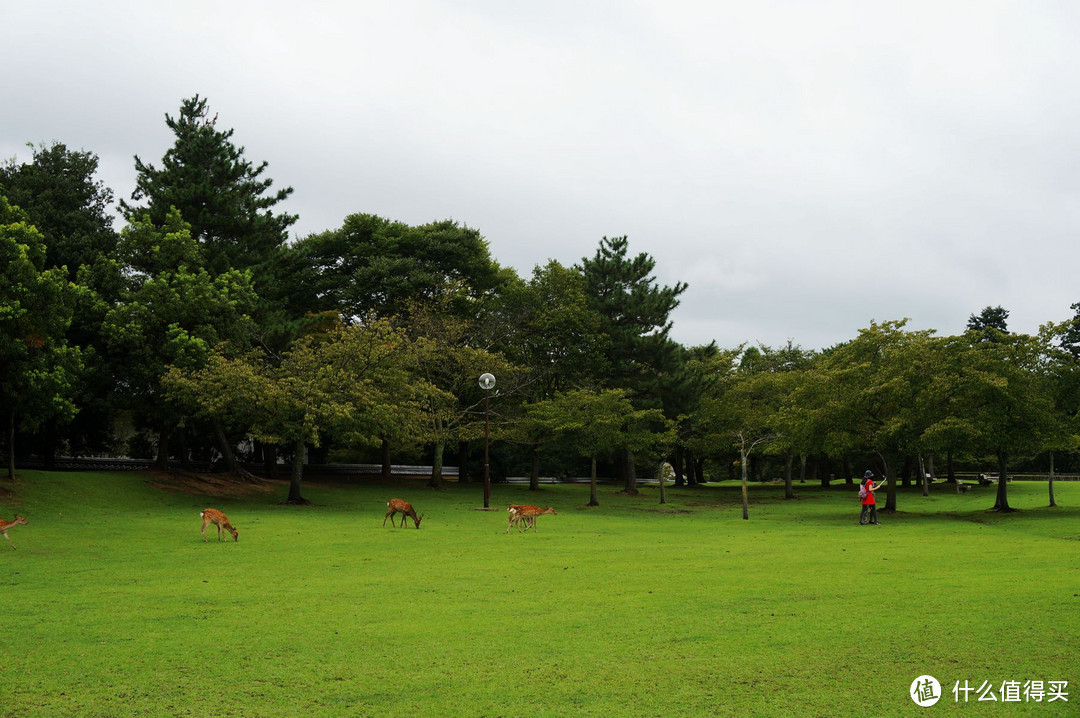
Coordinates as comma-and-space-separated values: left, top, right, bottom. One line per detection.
580, 236, 686, 399
120, 95, 297, 291
579, 235, 687, 492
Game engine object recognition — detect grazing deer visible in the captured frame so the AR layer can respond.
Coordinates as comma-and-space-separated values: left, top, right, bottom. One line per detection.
200, 508, 239, 542
384, 499, 423, 528
0, 515, 27, 550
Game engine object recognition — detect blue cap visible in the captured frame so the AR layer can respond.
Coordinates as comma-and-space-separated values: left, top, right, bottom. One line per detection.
864, 470, 874, 478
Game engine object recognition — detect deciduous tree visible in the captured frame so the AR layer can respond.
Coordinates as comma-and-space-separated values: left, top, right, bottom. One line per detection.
526, 389, 672, 506
0, 142, 121, 461
0, 198, 81, 478
102, 209, 256, 469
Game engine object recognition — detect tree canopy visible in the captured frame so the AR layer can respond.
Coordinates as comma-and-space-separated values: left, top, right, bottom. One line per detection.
5, 94, 1078, 520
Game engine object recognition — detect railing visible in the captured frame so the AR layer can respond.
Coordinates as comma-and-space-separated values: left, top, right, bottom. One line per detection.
12, 456, 457, 477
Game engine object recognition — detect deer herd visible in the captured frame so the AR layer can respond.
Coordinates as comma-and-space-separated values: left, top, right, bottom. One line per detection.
1, 498, 557, 551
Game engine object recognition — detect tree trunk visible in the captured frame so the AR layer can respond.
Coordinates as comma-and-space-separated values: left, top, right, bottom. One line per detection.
7, 410, 15, 481
428, 441, 444, 489
524, 440, 537, 490
211, 416, 259, 482
285, 439, 309, 504
784, 453, 795, 499
695, 457, 704, 484
993, 450, 1012, 512
42, 417, 57, 470
457, 441, 470, 484
261, 441, 277, 479
674, 445, 685, 487
176, 427, 193, 471
878, 453, 897, 512
799, 454, 807, 484
918, 454, 929, 497
1048, 451, 1057, 507
620, 447, 637, 495
740, 444, 750, 520
212, 416, 237, 472
381, 437, 392, 481
155, 426, 171, 471
588, 454, 599, 506
947, 450, 955, 483
685, 448, 697, 486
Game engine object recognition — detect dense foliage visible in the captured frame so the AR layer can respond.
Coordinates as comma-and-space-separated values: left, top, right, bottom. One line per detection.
2, 95, 1078, 514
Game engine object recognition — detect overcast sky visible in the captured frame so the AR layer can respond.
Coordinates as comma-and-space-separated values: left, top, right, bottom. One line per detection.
5, 0, 1079, 350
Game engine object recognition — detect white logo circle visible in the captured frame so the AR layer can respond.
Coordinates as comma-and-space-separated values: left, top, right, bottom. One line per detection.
910, 675, 942, 707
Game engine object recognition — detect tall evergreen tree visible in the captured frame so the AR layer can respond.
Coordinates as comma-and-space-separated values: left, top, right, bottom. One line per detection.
120, 95, 297, 349
579, 235, 687, 492
118, 95, 298, 461
967, 305, 1009, 342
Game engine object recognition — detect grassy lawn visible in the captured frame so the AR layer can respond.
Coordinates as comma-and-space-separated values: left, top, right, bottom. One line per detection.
0, 471, 1077, 716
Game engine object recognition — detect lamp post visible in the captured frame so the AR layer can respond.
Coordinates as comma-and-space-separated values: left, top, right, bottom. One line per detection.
479, 373, 496, 508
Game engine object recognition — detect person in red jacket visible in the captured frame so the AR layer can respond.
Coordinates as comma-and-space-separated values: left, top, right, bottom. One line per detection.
859, 470, 883, 525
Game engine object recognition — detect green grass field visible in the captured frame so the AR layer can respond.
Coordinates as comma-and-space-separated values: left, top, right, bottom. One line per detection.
1, 471, 1077, 717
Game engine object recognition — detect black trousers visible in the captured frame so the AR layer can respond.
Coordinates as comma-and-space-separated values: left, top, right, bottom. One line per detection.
860, 504, 879, 524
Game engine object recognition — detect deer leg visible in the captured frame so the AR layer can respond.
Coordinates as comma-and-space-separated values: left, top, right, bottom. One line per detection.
201, 520, 209, 542
2, 530, 14, 550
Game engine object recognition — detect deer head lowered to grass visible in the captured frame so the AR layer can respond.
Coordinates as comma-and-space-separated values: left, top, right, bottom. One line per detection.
384, 499, 424, 528
200, 508, 239, 542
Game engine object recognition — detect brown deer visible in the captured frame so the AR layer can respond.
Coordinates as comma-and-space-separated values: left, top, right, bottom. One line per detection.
0, 515, 27, 550
384, 499, 423, 528
507, 505, 556, 532
200, 508, 239, 542
520, 506, 557, 532
506, 504, 531, 533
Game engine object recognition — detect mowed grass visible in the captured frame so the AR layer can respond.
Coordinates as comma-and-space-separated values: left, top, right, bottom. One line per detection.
1, 471, 1077, 717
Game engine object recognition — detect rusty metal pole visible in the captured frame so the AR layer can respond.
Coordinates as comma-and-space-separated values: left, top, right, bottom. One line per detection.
483, 390, 490, 508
